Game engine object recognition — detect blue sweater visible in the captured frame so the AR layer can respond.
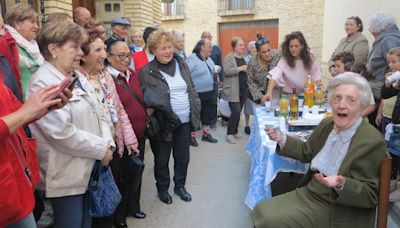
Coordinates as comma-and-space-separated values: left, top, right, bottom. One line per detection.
185, 53, 215, 93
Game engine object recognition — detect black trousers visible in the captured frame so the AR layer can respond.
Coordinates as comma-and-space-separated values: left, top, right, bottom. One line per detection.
92, 138, 146, 227
198, 91, 217, 126
227, 93, 246, 135
151, 123, 191, 192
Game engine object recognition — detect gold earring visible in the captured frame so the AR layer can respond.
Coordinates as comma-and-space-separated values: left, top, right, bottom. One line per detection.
53, 55, 56, 59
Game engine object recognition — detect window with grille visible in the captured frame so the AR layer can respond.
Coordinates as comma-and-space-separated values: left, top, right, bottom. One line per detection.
218, 0, 255, 11
162, 0, 184, 17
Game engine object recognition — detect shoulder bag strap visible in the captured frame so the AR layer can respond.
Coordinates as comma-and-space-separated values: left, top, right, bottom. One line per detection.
204, 60, 216, 82
113, 77, 149, 118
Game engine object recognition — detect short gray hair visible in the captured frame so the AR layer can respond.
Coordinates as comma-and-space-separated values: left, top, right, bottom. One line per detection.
327, 72, 371, 110
369, 11, 396, 33
247, 40, 256, 52
171, 30, 184, 38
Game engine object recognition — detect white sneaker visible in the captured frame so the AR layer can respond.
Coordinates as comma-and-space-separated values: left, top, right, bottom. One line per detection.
234, 133, 244, 139
226, 135, 236, 144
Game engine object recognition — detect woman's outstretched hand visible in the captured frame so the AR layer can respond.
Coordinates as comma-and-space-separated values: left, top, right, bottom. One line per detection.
314, 172, 345, 190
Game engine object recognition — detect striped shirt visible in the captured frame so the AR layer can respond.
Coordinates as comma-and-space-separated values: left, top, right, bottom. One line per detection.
160, 61, 190, 123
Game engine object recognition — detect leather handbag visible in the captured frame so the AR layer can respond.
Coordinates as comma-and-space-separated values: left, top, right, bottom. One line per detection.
122, 154, 145, 192
88, 161, 122, 217
113, 78, 160, 137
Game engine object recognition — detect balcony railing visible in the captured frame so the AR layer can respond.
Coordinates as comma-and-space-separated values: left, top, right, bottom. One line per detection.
218, 0, 255, 16
162, 0, 184, 20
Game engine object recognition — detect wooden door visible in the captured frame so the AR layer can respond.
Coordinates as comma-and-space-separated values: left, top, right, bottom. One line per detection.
218, 19, 279, 59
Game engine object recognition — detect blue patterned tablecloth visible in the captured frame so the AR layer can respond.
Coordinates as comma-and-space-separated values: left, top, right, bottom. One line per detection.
245, 106, 308, 209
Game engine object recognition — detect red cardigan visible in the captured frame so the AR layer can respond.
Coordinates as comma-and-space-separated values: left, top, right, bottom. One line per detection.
114, 69, 147, 139
0, 80, 39, 226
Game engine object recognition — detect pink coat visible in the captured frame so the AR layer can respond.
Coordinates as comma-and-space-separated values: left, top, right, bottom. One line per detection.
104, 71, 138, 156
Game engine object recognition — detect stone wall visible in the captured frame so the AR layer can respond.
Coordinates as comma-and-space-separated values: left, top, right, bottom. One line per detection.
124, 0, 161, 31
44, 0, 73, 15
162, 0, 325, 63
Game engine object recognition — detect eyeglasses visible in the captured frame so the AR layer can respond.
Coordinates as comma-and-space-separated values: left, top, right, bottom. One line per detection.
256, 37, 269, 46
332, 95, 359, 106
109, 52, 131, 61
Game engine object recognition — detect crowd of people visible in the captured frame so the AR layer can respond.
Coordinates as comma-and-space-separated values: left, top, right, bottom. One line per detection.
1, 3, 400, 228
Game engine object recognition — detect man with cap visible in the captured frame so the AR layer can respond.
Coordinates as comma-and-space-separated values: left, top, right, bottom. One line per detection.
105, 17, 131, 48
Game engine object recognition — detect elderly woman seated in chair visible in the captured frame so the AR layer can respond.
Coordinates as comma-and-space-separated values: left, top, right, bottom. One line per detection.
251, 72, 387, 228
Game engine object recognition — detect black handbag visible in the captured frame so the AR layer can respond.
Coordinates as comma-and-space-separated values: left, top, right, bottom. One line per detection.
113, 78, 159, 137
122, 154, 145, 192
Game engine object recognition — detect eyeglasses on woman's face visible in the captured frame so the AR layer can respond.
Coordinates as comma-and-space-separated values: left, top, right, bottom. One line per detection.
109, 52, 131, 61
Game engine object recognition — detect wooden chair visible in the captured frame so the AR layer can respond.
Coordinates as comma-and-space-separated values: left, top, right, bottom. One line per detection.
376, 152, 392, 228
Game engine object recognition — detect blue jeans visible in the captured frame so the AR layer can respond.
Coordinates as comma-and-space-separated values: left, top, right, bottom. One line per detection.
6, 213, 36, 228
51, 194, 91, 228
386, 125, 400, 179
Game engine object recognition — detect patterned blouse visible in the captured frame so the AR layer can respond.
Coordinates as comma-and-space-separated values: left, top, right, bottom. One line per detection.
86, 71, 119, 133
247, 49, 280, 102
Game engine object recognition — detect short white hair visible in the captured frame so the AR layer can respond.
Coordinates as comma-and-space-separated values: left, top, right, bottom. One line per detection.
369, 11, 396, 33
327, 72, 371, 110
171, 30, 184, 38
247, 41, 256, 52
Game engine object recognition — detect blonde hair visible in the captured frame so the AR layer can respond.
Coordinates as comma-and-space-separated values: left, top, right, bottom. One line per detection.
37, 21, 88, 59
6, 3, 38, 27
130, 28, 143, 46
147, 30, 174, 54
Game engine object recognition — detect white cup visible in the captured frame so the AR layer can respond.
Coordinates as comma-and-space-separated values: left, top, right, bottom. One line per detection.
302, 106, 310, 118
214, 65, 221, 74
298, 98, 304, 107
311, 105, 319, 115
265, 101, 272, 112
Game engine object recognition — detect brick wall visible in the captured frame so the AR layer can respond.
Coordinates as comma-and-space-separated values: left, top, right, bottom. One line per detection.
3, 0, 72, 19
124, 0, 161, 31
44, 0, 73, 14
4, 0, 30, 15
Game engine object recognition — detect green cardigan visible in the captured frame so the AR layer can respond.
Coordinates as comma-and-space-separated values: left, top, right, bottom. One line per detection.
280, 117, 387, 227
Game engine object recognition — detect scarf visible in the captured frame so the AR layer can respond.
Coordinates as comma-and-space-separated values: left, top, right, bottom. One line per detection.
5, 24, 44, 66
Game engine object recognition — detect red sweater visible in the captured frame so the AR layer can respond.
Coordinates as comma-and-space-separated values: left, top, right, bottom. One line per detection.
114, 69, 147, 139
132, 50, 149, 73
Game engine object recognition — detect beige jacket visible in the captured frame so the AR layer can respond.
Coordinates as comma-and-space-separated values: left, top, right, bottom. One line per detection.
329, 32, 369, 66
222, 52, 241, 102
27, 62, 115, 198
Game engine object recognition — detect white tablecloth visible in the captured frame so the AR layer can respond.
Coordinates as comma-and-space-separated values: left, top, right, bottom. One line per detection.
245, 106, 308, 209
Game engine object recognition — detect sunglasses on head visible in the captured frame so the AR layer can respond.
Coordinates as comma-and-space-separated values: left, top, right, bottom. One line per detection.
256, 37, 269, 46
